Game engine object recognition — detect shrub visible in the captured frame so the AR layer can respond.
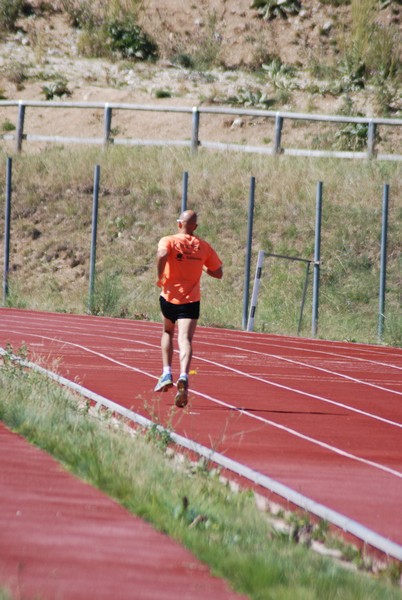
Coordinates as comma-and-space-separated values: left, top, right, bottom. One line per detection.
107, 19, 158, 61
90, 270, 127, 317
319, 0, 351, 4
251, 0, 301, 19
42, 79, 72, 100
334, 122, 370, 151
0, 0, 23, 31
184, 10, 222, 71
155, 89, 172, 99
60, 0, 103, 29
1, 119, 15, 131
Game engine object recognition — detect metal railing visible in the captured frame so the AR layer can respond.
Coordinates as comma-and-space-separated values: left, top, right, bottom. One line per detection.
0, 99, 401, 160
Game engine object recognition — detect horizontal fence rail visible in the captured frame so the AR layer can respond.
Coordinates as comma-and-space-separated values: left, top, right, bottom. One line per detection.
0, 100, 401, 160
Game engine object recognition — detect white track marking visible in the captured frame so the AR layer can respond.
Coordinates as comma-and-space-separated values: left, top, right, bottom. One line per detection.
2, 325, 402, 429
3, 319, 401, 393
209, 335, 402, 372
2, 333, 402, 479
3, 311, 402, 371
193, 340, 402, 396
191, 353, 402, 428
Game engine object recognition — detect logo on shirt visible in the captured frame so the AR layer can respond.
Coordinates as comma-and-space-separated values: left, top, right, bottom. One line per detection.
176, 253, 183, 261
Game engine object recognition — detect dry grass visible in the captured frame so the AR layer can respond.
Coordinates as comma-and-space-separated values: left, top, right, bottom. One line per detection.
0, 145, 401, 344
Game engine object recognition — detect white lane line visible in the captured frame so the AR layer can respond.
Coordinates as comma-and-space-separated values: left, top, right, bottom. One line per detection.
2, 334, 402, 480
3, 320, 401, 396
3, 326, 402, 430
2, 346, 402, 562
192, 353, 402, 429
193, 340, 402, 396
211, 335, 402, 372
3, 312, 402, 372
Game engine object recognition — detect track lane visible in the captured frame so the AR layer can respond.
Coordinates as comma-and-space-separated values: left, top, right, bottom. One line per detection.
1, 308, 402, 554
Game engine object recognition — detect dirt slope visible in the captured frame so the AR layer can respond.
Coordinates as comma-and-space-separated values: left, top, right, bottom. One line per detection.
0, 0, 400, 118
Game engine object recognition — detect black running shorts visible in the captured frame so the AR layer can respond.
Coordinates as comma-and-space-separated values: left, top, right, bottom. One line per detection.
159, 296, 200, 322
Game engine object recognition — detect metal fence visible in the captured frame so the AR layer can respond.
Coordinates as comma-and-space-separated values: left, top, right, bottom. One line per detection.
0, 99, 401, 160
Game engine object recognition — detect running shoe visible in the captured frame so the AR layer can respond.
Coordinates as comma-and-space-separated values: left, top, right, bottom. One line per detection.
154, 373, 173, 392
175, 377, 188, 408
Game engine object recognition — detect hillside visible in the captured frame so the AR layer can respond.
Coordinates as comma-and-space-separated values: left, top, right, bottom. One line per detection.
0, 0, 401, 124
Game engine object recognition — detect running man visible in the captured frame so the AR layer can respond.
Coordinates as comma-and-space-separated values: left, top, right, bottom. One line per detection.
154, 210, 223, 407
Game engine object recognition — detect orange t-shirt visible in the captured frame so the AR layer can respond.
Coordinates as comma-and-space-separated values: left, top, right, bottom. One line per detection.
158, 233, 222, 304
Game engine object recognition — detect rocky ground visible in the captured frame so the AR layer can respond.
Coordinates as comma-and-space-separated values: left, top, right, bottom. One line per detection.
0, 0, 400, 151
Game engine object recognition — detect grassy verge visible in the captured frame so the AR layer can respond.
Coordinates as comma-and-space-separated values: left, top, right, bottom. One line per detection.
0, 350, 401, 600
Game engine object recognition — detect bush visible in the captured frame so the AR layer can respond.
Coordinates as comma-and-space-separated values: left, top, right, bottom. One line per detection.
60, 0, 103, 29
0, 0, 23, 31
107, 19, 158, 61
1, 119, 15, 131
334, 122, 369, 151
251, 0, 301, 19
42, 79, 72, 100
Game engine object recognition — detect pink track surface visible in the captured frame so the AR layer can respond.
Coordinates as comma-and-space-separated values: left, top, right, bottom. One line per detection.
0, 423, 246, 600
1, 308, 402, 588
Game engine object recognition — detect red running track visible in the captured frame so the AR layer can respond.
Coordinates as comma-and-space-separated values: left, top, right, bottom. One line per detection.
1, 309, 402, 563
0, 423, 247, 600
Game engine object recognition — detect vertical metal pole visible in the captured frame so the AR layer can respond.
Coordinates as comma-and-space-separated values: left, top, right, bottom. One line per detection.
298, 261, 311, 336
191, 107, 200, 154
181, 171, 188, 212
247, 250, 265, 332
16, 101, 25, 153
367, 120, 376, 159
88, 165, 100, 313
104, 104, 112, 146
242, 176, 256, 329
3, 157, 12, 305
312, 182, 323, 337
378, 184, 389, 341
273, 113, 283, 155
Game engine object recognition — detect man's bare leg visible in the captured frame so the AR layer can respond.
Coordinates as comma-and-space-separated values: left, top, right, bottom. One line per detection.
175, 318, 197, 407
161, 317, 175, 369
154, 317, 175, 392
177, 318, 197, 375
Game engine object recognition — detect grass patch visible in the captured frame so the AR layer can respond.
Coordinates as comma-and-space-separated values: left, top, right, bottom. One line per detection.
0, 146, 401, 346
0, 352, 401, 598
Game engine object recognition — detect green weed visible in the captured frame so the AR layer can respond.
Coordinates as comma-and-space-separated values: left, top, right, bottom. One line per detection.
1, 119, 15, 132
251, 0, 302, 20
0, 0, 23, 32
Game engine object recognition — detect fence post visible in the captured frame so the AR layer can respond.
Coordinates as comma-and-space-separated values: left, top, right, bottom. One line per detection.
88, 165, 100, 313
181, 171, 188, 212
15, 101, 25, 153
104, 104, 112, 146
3, 157, 12, 305
312, 181, 323, 337
191, 106, 200, 153
273, 113, 283, 155
378, 183, 389, 341
367, 120, 377, 159
242, 176, 256, 329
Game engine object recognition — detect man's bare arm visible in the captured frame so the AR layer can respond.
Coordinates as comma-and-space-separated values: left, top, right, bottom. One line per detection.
204, 266, 223, 279
156, 249, 169, 286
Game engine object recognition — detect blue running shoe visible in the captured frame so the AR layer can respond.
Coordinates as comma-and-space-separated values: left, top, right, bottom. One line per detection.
154, 373, 173, 392
175, 377, 188, 408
